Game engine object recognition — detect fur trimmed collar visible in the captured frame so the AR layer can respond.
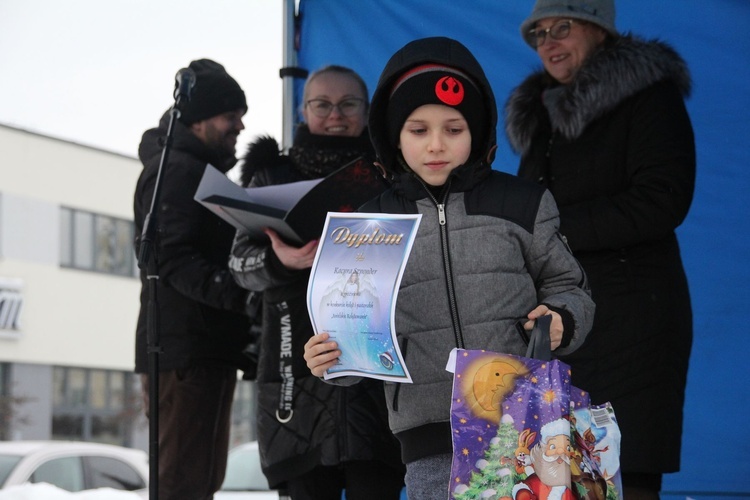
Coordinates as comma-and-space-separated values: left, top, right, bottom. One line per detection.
505, 35, 692, 155
239, 135, 284, 186
238, 124, 374, 186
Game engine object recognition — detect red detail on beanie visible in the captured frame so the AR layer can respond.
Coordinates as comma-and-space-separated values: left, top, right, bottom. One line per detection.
435, 76, 464, 106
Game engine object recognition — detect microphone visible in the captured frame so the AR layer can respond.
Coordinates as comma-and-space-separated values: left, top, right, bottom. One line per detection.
174, 67, 196, 103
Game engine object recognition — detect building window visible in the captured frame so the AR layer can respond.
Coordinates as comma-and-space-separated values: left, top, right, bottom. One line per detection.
52, 367, 141, 447
0, 363, 9, 440
60, 207, 137, 278
73, 211, 94, 269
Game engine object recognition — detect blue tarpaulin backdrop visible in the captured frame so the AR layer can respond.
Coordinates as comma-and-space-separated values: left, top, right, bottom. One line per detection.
293, 0, 750, 496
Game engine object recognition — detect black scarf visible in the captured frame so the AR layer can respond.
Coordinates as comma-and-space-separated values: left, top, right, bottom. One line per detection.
288, 124, 374, 179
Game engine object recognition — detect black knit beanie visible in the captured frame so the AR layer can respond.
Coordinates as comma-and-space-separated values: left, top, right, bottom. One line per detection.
386, 64, 487, 160
178, 58, 247, 125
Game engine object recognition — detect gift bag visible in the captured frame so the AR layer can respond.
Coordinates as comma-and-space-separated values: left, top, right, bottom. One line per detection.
448, 316, 622, 500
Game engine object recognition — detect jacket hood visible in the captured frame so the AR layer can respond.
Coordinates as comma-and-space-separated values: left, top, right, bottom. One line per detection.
505, 35, 692, 155
369, 37, 498, 177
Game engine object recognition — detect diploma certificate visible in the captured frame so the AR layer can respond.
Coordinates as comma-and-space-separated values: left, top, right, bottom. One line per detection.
307, 213, 421, 383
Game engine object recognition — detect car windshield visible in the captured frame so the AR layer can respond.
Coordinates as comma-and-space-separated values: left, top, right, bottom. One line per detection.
0, 455, 23, 486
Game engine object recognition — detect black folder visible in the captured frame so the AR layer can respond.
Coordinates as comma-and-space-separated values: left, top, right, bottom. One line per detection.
195, 157, 388, 244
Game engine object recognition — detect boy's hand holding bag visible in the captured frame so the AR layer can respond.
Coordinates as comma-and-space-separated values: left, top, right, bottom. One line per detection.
447, 315, 623, 500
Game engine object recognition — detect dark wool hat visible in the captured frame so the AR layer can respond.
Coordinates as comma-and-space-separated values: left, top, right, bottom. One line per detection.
178, 58, 247, 125
386, 64, 487, 160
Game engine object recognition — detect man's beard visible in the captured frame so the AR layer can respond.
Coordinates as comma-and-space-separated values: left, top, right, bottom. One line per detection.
212, 132, 238, 158
531, 444, 571, 488
204, 126, 238, 158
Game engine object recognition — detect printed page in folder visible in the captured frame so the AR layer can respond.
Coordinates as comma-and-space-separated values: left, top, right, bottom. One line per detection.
194, 158, 387, 244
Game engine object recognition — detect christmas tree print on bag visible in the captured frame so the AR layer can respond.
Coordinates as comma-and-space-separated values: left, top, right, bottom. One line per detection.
448, 348, 623, 500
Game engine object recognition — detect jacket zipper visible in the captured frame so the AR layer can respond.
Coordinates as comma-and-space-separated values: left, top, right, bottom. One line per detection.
541, 132, 556, 186
423, 179, 465, 349
391, 179, 464, 414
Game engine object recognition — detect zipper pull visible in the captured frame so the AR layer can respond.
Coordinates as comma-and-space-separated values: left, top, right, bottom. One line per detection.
437, 204, 446, 225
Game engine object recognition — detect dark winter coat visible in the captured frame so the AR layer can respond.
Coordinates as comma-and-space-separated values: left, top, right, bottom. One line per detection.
356, 36, 595, 464
228, 125, 403, 488
505, 35, 695, 474
134, 111, 253, 374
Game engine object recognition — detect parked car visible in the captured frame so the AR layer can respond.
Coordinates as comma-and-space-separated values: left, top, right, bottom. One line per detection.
0, 440, 148, 496
216, 441, 285, 500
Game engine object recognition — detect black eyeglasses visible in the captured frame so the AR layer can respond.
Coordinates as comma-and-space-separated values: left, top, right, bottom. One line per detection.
527, 19, 576, 48
305, 98, 364, 118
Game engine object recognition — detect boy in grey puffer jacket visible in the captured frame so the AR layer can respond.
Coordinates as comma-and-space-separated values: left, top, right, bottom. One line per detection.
305, 37, 595, 499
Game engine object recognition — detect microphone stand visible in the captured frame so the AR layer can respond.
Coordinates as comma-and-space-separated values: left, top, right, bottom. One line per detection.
137, 72, 192, 500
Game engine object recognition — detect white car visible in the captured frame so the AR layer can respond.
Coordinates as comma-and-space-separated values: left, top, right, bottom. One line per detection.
216, 441, 285, 500
0, 440, 148, 496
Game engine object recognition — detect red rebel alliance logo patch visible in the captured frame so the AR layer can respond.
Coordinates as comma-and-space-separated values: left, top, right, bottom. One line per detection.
435, 76, 464, 106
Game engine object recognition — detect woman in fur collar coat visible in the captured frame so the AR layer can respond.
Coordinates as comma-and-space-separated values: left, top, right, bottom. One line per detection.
505, 1, 696, 498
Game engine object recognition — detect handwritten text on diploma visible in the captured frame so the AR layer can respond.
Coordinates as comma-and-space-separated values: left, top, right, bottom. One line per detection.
330, 226, 405, 247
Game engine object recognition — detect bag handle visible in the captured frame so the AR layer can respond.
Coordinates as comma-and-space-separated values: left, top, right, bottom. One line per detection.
524, 314, 552, 361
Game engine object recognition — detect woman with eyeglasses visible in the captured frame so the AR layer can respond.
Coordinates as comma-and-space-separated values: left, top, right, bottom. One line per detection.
505, 1, 695, 499
230, 65, 405, 499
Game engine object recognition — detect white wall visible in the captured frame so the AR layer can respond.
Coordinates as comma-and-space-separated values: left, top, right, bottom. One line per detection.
1, 125, 139, 217
0, 124, 142, 371
0, 193, 58, 265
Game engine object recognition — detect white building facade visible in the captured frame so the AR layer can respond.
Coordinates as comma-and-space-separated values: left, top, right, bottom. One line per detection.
0, 124, 256, 450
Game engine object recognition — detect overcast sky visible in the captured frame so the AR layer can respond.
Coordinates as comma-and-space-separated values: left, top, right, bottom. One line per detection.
0, 0, 285, 159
